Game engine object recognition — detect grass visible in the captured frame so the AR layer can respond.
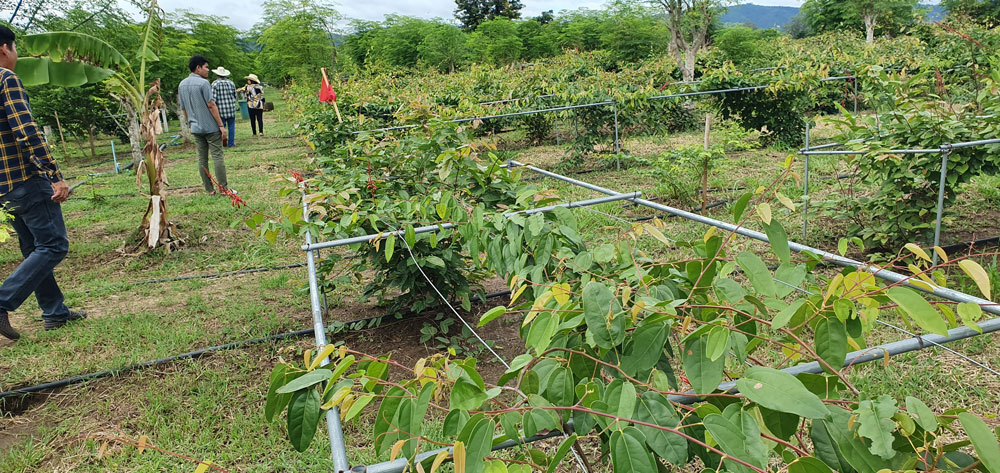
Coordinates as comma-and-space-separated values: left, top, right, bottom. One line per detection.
1, 102, 998, 471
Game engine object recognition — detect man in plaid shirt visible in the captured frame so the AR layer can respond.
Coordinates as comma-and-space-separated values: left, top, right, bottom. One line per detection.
211, 66, 238, 148
0, 25, 86, 341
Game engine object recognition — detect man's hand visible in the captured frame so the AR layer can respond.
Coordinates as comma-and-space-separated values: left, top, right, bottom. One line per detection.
219, 125, 226, 135
51, 180, 69, 203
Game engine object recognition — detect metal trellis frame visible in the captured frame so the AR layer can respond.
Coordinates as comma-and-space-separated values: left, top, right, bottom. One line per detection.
305, 159, 999, 472
795, 136, 1000, 253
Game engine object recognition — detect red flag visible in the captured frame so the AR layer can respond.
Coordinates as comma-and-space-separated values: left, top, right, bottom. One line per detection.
319, 75, 336, 103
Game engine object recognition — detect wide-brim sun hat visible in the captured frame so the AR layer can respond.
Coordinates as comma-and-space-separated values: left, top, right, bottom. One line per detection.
246, 73, 260, 83
212, 66, 231, 76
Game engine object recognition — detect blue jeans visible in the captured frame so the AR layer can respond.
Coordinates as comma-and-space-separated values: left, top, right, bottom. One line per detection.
0, 176, 70, 322
223, 116, 236, 147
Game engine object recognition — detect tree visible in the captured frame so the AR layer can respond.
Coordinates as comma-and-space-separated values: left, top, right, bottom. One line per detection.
533, 9, 555, 25
252, 0, 340, 84
943, 0, 1000, 27
466, 17, 523, 65
418, 24, 468, 72
783, 14, 812, 38
851, 0, 919, 44
648, 0, 727, 81
801, 0, 918, 44
454, 0, 524, 31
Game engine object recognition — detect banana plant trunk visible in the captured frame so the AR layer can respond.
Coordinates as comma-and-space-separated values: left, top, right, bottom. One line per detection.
134, 79, 182, 251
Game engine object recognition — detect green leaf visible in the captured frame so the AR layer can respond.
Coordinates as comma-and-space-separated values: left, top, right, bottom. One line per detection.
611, 428, 657, 473
682, 335, 725, 395
814, 317, 848, 373
736, 367, 828, 419
821, 406, 885, 473
886, 286, 949, 336
594, 243, 615, 263
265, 364, 289, 422
810, 419, 853, 473
458, 418, 495, 473
958, 413, 1000, 473
276, 369, 333, 394
384, 235, 395, 262
703, 411, 768, 473
905, 396, 938, 433
838, 238, 848, 256
713, 278, 746, 303
788, 456, 834, 473
404, 224, 416, 247
736, 251, 776, 298
344, 394, 374, 422
582, 281, 619, 350
424, 255, 446, 268
478, 306, 506, 327
451, 374, 489, 411
772, 299, 806, 330
763, 219, 790, 265
545, 434, 577, 473
733, 192, 753, 222
633, 391, 687, 465
774, 263, 807, 298
525, 311, 558, 355
286, 389, 321, 452
854, 396, 898, 460
374, 386, 406, 454
706, 326, 730, 362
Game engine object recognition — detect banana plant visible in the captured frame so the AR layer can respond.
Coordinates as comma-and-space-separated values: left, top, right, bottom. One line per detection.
15, 1, 179, 251
15, 0, 163, 166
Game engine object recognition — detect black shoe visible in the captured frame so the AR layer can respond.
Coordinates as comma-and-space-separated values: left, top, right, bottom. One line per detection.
0, 311, 20, 341
44, 310, 87, 331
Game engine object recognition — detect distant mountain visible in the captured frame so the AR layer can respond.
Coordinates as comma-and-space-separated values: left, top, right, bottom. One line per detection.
720, 3, 947, 30
721, 4, 800, 30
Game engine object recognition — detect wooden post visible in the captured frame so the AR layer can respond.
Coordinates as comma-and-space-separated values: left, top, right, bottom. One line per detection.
321, 68, 342, 124
703, 113, 711, 151
54, 110, 69, 158
88, 124, 96, 158
701, 114, 711, 213
160, 108, 169, 133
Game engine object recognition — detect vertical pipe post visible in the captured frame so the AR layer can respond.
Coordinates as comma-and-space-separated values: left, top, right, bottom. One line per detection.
933, 150, 950, 265
111, 141, 119, 174
301, 190, 351, 472
555, 110, 561, 146
613, 101, 621, 170
853, 77, 859, 116
802, 121, 811, 241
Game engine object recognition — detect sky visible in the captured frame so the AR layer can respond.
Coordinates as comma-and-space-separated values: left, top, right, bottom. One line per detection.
148, 0, 806, 31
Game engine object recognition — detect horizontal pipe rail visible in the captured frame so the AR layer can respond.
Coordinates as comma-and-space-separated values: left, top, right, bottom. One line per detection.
507, 160, 1000, 318
800, 138, 1000, 155
668, 316, 1000, 404
303, 191, 641, 252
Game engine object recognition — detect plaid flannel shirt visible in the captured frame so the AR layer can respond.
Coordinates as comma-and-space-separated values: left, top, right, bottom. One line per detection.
0, 67, 62, 196
212, 78, 238, 119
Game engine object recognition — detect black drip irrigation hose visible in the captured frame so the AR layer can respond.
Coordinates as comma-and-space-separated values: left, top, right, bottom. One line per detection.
0, 290, 512, 401
939, 236, 1000, 254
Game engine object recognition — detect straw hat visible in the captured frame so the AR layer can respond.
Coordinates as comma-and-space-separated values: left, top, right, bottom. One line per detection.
246, 73, 260, 83
211, 66, 231, 76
